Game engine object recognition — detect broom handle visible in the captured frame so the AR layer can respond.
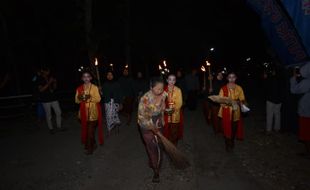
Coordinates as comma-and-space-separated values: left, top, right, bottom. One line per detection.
156, 132, 168, 142
154, 135, 161, 167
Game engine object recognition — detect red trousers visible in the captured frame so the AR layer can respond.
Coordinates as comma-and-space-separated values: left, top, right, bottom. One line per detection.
142, 130, 162, 170
84, 121, 97, 154
299, 116, 310, 141
211, 105, 222, 134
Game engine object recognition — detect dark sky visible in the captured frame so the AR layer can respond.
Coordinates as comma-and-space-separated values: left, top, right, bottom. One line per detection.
132, 1, 266, 68
0, 0, 267, 94
93, 0, 267, 73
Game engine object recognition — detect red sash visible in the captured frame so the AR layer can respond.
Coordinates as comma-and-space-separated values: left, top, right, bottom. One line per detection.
77, 85, 104, 145
163, 85, 184, 139
221, 85, 244, 140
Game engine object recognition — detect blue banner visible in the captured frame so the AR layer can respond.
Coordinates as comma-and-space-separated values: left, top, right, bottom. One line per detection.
247, 0, 309, 66
281, 0, 310, 57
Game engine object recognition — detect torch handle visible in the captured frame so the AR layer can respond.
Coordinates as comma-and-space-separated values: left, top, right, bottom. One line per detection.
95, 67, 102, 95
208, 67, 212, 90
203, 73, 206, 90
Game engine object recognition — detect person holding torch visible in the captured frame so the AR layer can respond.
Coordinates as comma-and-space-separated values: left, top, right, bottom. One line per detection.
163, 74, 183, 146
75, 70, 104, 155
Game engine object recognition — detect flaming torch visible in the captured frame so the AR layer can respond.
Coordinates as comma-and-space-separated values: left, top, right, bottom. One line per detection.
201, 65, 206, 90
94, 58, 102, 94
206, 61, 212, 90
109, 63, 114, 71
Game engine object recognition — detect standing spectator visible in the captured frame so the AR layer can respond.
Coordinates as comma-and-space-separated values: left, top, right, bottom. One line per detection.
185, 69, 200, 110
290, 63, 310, 157
38, 67, 63, 134
118, 68, 135, 125
263, 68, 285, 134
32, 69, 44, 128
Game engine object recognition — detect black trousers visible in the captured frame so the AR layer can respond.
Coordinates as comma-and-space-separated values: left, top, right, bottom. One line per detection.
187, 90, 198, 110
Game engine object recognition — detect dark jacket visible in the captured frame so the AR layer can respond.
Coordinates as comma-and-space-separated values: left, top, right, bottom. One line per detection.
264, 75, 284, 104
37, 77, 58, 103
134, 78, 148, 97
118, 76, 135, 98
102, 81, 122, 104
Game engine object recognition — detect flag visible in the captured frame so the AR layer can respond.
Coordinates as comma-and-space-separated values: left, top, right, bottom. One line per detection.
281, 0, 310, 56
247, 0, 309, 67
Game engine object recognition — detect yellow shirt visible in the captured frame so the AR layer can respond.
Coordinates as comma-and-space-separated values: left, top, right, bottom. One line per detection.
166, 86, 183, 123
218, 85, 245, 121
75, 84, 101, 121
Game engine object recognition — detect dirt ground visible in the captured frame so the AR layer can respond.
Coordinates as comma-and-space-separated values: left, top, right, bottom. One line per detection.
0, 100, 310, 190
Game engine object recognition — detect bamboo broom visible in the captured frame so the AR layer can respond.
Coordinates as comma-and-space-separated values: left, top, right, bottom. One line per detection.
155, 132, 190, 169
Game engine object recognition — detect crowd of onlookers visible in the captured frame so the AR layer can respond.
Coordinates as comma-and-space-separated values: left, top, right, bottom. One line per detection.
261, 62, 310, 157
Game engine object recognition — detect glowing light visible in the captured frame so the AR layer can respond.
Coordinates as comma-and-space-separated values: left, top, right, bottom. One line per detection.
210, 48, 215, 52
110, 63, 113, 67
206, 61, 211, 66
163, 60, 167, 67
125, 64, 128, 69
95, 58, 98, 66
159, 65, 162, 70
201, 66, 206, 72
263, 62, 270, 68
246, 57, 251, 62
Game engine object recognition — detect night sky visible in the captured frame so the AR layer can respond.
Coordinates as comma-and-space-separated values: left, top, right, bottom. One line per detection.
0, 0, 268, 94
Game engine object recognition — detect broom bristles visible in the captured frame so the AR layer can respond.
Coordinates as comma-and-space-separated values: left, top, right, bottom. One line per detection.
156, 132, 190, 169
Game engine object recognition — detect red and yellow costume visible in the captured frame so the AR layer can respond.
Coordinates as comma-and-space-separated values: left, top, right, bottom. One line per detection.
163, 85, 183, 145
218, 85, 245, 140
75, 84, 103, 153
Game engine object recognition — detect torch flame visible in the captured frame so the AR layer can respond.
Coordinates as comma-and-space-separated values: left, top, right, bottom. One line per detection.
163, 60, 167, 67
159, 65, 162, 70
201, 66, 206, 72
95, 58, 98, 66
206, 61, 211, 66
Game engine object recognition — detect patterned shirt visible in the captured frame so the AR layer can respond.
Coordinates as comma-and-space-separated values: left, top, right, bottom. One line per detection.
138, 90, 167, 130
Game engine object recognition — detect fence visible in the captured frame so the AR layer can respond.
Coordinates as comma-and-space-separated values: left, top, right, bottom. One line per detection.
0, 91, 76, 120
